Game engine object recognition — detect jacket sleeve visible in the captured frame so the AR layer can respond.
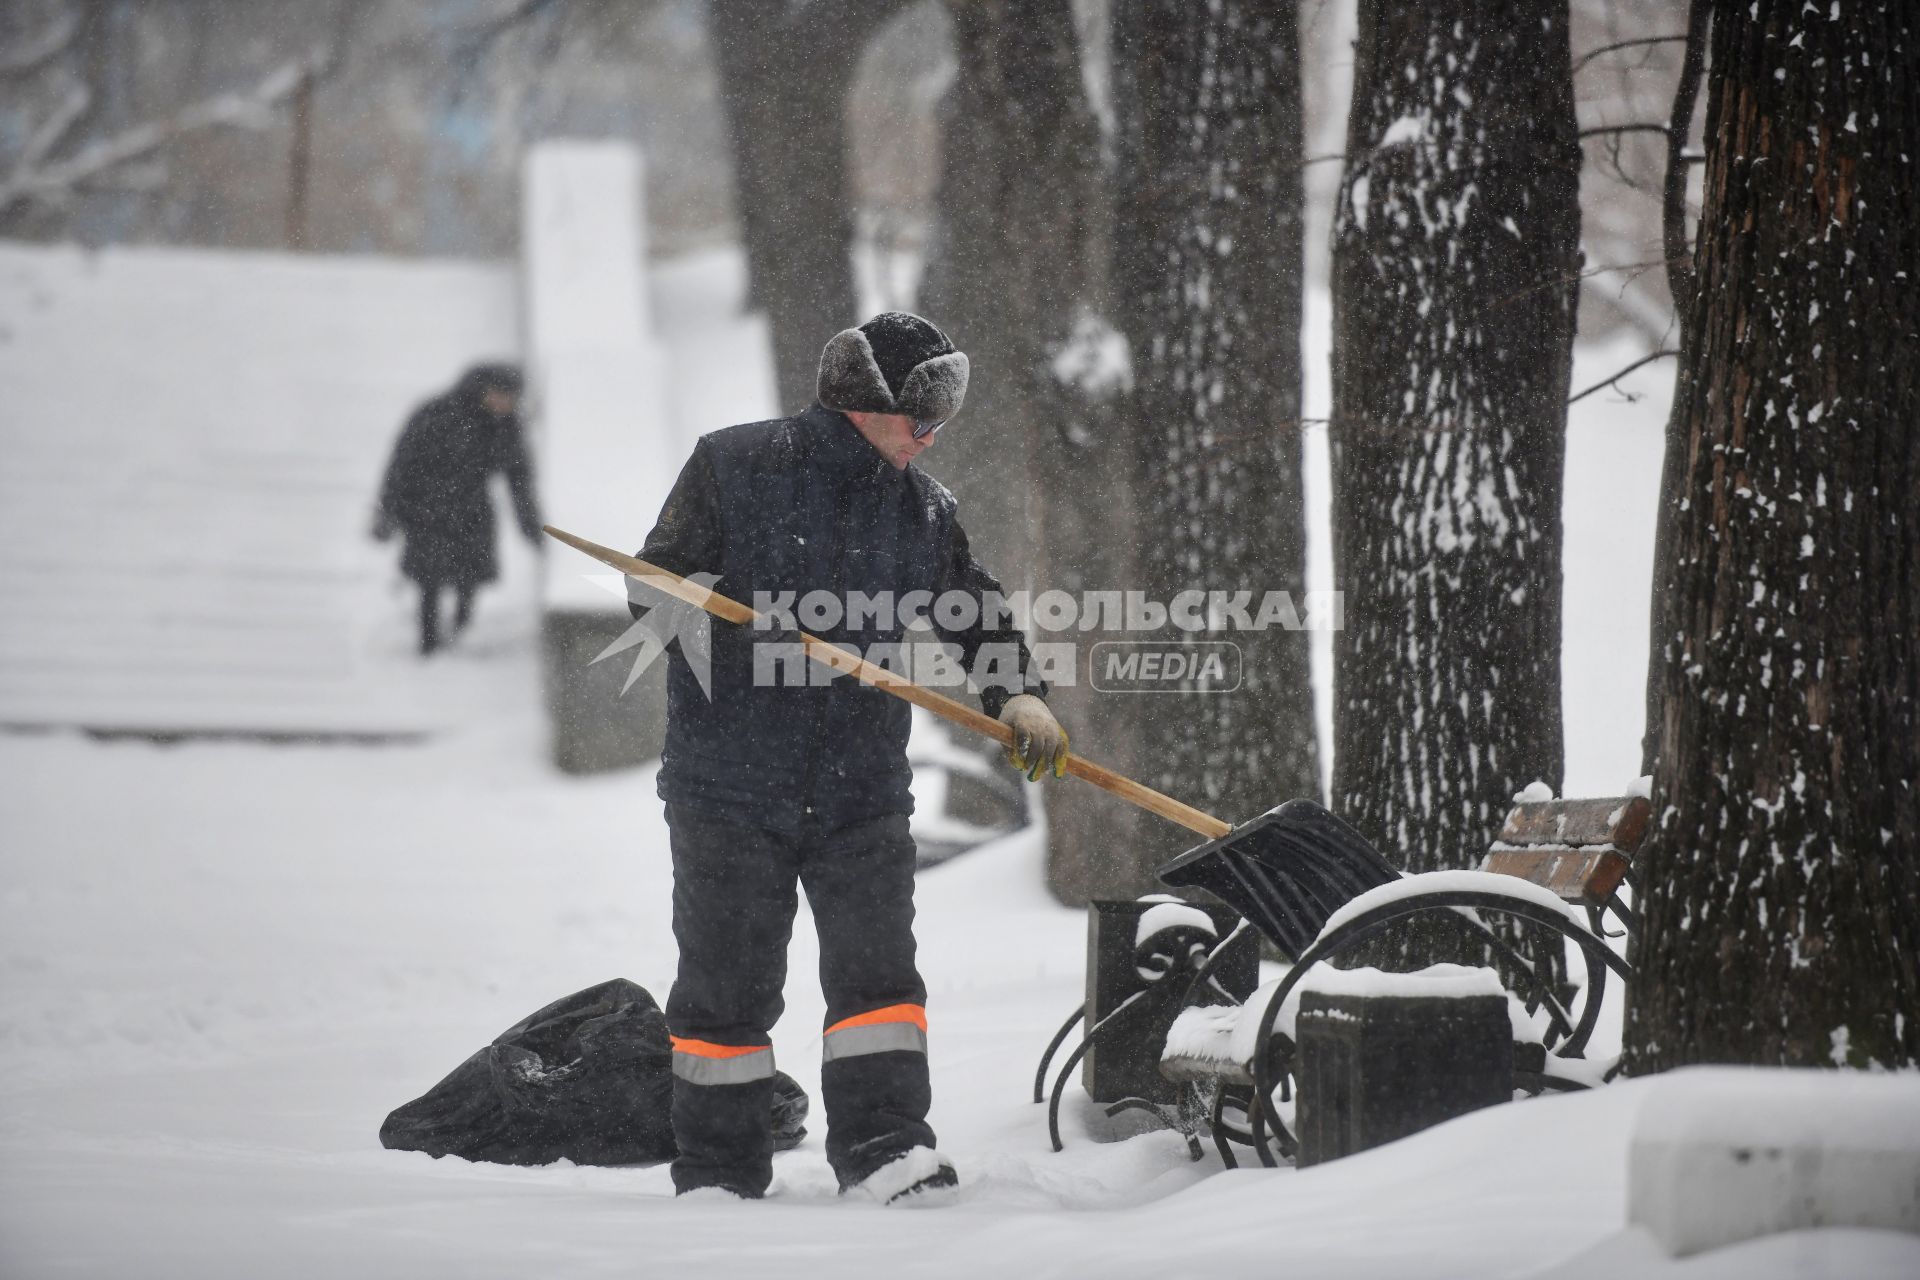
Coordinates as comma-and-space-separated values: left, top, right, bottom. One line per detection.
932, 515, 1049, 719
500, 422, 543, 541
628, 440, 723, 620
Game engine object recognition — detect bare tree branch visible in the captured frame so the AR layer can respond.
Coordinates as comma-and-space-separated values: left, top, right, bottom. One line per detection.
1578, 123, 1672, 141
1567, 349, 1679, 406
16, 70, 91, 174
0, 51, 328, 216
1580, 123, 1672, 193
1490, 254, 1691, 310
1571, 34, 1687, 78
0, 6, 81, 77
450, 0, 570, 70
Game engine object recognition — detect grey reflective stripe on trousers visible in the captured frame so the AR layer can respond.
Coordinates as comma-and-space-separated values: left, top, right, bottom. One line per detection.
821, 1021, 928, 1063
672, 1046, 776, 1086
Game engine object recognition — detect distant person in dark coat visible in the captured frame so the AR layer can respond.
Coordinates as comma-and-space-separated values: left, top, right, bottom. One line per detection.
373, 363, 542, 655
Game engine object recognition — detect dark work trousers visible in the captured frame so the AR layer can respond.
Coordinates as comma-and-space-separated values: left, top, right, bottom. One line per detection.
416, 581, 476, 655
664, 804, 934, 1197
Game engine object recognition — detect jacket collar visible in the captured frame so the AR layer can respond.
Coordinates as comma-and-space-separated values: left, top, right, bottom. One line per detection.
800, 403, 896, 485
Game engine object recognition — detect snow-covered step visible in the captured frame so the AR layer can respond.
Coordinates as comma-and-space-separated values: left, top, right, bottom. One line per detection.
0, 242, 528, 735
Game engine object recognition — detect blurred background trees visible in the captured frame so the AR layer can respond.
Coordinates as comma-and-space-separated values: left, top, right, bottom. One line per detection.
1, 0, 1694, 345
1104, 0, 1316, 894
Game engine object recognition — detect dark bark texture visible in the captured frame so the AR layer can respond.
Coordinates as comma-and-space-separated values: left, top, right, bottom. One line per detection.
1626, 0, 1920, 1072
1329, 0, 1580, 939
920, 0, 1102, 594
1103, 0, 1316, 899
707, 0, 911, 412
918, 0, 1131, 904
1641, 0, 1714, 774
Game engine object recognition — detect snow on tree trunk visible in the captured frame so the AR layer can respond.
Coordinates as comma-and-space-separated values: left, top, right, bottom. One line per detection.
1625, 0, 1919, 1073
1329, 0, 1579, 954
708, 0, 909, 412
1105, 0, 1317, 896
917, 0, 1131, 904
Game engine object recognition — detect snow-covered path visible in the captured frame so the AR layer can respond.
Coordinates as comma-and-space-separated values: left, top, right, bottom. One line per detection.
5, 687, 1915, 1278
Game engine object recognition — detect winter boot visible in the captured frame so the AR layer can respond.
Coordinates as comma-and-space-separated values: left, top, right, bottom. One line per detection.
846, 1147, 958, 1207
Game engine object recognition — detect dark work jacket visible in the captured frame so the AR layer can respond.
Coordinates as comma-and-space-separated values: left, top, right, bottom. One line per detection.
378, 384, 540, 587
634, 404, 1047, 835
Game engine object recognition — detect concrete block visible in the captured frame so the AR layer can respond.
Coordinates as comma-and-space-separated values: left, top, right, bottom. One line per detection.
1629, 1067, 1920, 1257
542, 609, 666, 774
1081, 899, 1257, 1106
1293, 966, 1513, 1166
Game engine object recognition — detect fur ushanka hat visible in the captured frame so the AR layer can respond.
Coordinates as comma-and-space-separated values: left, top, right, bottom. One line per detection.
816, 312, 970, 424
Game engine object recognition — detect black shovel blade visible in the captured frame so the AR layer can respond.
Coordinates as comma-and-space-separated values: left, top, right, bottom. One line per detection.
1155, 799, 1399, 959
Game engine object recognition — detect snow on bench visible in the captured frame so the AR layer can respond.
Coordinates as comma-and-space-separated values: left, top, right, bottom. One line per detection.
1160, 964, 1537, 1086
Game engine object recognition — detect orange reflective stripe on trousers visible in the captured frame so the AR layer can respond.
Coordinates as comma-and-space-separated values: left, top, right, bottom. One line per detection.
670, 1035, 776, 1086
821, 1003, 928, 1063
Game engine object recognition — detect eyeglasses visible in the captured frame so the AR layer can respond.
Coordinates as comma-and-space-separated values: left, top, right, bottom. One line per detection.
912, 418, 947, 440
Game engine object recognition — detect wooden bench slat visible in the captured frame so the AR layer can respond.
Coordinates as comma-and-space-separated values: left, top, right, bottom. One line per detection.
1497, 795, 1651, 852
1161, 1054, 1254, 1086
1480, 847, 1632, 906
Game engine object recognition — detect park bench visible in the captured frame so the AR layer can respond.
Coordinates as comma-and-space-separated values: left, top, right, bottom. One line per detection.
1034, 791, 1652, 1167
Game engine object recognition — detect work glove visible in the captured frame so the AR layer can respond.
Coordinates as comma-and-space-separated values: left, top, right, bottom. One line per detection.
1000, 693, 1069, 781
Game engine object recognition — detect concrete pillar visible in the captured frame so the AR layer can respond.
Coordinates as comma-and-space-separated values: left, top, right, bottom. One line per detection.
522, 141, 677, 773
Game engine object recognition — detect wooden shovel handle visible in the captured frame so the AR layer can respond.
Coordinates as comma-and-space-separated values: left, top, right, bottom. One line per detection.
544, 525, 1233, 840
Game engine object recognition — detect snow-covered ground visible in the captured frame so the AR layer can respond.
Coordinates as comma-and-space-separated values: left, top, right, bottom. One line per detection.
3, 714, 1913, 1278
7, 245, 1911, 1276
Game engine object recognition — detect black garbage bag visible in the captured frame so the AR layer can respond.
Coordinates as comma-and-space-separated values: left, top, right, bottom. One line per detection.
380, 978, 809, 1166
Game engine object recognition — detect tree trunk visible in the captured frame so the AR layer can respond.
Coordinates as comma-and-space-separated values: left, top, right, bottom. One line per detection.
1625, 0, 1920, 1073
1105, 0, 1316, 898
707, 0, 911, 412
920, 0, 1101, 594
1329, 0, 1580, 957
917, 0, 1133, 903
1640, 0, 1714, 775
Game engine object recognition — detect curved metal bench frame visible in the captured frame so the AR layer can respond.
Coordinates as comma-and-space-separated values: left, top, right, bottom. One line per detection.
1241, 887, 1632, 1166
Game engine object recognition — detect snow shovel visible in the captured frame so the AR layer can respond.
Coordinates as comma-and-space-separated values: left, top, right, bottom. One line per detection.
544, 525, 1394, 953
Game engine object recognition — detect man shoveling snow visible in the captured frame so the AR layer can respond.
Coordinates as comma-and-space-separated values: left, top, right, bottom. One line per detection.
628, 312, 1069, 1203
